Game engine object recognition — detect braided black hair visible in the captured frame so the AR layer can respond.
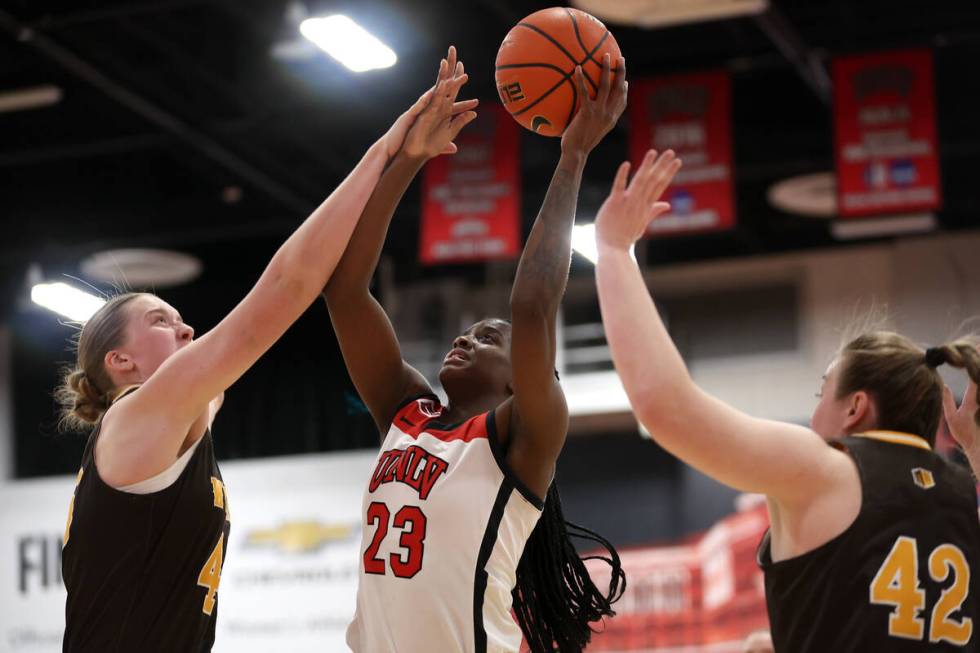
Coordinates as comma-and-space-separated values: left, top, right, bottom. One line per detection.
513, 483, 626, 652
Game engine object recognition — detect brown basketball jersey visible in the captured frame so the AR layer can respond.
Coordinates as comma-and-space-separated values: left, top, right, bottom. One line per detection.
759, 431, 980, 653
62, 421, 231, 652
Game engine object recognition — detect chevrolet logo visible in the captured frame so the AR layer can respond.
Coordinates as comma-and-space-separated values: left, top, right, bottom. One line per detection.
245, 521, 356, 554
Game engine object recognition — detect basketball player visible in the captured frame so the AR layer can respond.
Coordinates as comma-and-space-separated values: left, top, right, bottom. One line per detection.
593, 149, 980, 651
323, 49, 626, 652
56, 55, 468, 652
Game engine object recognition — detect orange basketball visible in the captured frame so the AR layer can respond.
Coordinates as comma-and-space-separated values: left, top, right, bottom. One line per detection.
495, 7, 622, 137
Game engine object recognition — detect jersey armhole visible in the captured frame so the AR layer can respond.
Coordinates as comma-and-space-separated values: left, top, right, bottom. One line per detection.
486, 410, 545, 511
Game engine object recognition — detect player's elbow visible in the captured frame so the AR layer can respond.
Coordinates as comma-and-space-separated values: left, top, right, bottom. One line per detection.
630, 381, 697, 435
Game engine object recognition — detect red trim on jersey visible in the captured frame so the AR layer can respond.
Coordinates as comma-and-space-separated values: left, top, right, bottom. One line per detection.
392, 398, 490, 444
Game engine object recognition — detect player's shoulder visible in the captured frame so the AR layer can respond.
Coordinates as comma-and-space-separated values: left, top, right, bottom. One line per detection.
392, 394, 443, 428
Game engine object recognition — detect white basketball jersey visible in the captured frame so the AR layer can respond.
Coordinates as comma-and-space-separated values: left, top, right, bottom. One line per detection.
346, 395, 544, 652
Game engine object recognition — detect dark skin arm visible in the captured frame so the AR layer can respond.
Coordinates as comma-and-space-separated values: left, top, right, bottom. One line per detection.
498, 55, 628, 499
323, 48, 478, 435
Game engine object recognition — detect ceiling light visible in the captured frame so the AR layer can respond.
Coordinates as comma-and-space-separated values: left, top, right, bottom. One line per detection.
767, 172, 836, 218
31, 282, 106, 321
299, 15, 397, 72
572, 0, 769, 29
80, 248, 203, 289
0, 85, 63, 113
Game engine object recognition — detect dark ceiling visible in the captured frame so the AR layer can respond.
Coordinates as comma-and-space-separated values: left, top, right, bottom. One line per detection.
3, 0, 980, 475
3, 0, 980, 295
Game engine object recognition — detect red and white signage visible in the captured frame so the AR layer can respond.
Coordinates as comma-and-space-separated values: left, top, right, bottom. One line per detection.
584, 503, 771, 652
420, 103, 521, 265
629, 71, 736, 236
833, 49, 942, 218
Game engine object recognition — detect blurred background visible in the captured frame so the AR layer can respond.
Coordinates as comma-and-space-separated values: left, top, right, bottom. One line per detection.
2, 0, 980, 650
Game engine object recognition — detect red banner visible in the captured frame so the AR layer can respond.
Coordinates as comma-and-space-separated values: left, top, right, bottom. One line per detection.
833, 49, 942, 218
580, 503, 770, 652
420, 103, 521, 265
628, 72, 735, 236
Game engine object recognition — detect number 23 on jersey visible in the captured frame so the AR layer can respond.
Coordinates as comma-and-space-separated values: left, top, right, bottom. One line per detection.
363, 502, 428, 579
870, 535, 973, 645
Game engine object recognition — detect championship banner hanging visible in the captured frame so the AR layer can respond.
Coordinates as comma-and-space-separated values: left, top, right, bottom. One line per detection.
833, 49, 942, 218
628, 71, 735, 236
420, 103, 521, 265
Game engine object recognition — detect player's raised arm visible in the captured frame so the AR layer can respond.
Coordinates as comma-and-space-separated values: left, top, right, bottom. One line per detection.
503, 55, 627, 499
323, 47, 478, 433
95, 84, 436, 486
594, 151, 853, 503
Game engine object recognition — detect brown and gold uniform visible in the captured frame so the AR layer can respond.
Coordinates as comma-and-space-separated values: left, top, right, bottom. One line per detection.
759, 431, 979, 653
62, 421, 230, 652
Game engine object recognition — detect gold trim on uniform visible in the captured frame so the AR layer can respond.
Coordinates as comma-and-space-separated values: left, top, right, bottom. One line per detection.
855, 430, 932, 451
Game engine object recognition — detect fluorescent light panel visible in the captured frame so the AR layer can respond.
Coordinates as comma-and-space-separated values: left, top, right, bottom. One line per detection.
0, 85, 63, 113
31, 282, 106, 321
299, 15, 397, 72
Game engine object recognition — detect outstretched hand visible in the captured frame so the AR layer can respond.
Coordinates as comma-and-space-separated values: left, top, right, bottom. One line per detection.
401, 46, 479, 160
595, 149, 682, 252
382, 46, 478, 161
561, 53, 627, 156
944, 378, 980, 455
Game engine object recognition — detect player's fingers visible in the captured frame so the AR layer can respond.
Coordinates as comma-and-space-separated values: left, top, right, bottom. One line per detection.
612, 161, 630, 193
441, 142, 459, 155
645, 152, 679, 194
633, 149, 658, 186
647, 152, 680, 201
444, 75, 469, 109
574, 66, 591, 105
410, 88, 434, 116
446, 46, 457, 78
651, 201, 671, 217
598, 53, 612, 102
448, 110, 478, 137
447, 73, 469, 95
437, 74, 467, 112
452, 98, 479, 115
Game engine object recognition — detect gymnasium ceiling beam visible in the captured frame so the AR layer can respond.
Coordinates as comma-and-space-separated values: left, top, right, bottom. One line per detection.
753, 6, 832, 106
0, 8, 316, 216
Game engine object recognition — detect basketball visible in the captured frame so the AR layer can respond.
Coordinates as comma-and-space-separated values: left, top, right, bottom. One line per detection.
495, 7, 622, 137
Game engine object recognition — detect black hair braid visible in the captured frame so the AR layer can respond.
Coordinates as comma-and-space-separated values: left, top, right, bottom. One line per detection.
513, 483, 627, 653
